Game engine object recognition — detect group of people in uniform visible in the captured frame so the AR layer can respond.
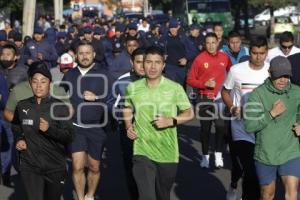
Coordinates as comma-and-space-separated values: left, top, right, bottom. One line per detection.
1, 12, 300, 200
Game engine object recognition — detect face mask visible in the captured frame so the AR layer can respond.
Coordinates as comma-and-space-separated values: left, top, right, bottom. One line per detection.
0, 60, 14, 69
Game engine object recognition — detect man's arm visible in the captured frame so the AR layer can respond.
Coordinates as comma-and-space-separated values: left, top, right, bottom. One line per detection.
4, 109, 14, 122
244, 91, 285, 133
221, 87, 240, 117
123, 106, 138, 140
4, 87, 19, 122
152, 108, 194, 129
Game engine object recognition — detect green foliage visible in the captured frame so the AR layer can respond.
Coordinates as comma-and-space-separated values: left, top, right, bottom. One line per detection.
0, 0, 23, 12
249, 0, 298, 9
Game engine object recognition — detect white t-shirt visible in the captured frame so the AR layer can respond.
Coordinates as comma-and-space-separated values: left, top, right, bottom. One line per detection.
223, 61, 270, 143
137, 24, 150, 32
266, 46, 300, 63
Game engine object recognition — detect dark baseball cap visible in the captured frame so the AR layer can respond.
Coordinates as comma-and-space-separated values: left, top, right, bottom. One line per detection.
34, 26, 44, 34
13, 32, 22, 42
115, 23, 126, 32
169, 18, 179, 28
28, 62, 52, 81
127, 23, 137, 30
269, 56, 292, 78
190, 24, 201, 30
83, 26, 93, 34
94, 27, 105, 35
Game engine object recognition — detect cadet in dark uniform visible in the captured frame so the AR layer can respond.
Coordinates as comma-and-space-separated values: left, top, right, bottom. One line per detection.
24, 27, 58, 69
55, 32, 70, 56
111, 23, 126, 53
159, 18, 188, 86
144, 23, 161, 48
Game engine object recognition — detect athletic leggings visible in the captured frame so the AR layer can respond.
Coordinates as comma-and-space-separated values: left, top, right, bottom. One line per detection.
197, 95, 228, 155
20, 170, 66, 200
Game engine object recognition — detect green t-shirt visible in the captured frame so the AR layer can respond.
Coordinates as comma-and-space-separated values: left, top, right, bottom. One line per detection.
124, 77, 191, 163
5, 81, 70, 112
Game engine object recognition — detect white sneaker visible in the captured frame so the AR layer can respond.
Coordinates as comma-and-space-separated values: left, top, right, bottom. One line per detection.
226, 186, 237, 200
200, 154, 210, 168
84, 195, 94, 200
214, 152, 224, 168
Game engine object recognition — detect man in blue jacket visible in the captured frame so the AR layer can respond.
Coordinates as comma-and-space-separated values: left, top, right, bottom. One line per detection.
62, 40, 111, 200
24, 26, 58, 68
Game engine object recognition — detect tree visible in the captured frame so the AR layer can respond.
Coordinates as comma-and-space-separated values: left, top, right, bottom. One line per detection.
249, 0, 298, 9
0, 0, 23, 12
149, 0, 172, 12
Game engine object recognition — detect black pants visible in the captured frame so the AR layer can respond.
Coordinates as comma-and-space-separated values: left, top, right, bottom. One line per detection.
197, 96, 227, 154
21, 170, 66, 200
234, 140, 260, 200
119, 124, 138, 200
226, 124, 243, 188
132, 155, 178, 200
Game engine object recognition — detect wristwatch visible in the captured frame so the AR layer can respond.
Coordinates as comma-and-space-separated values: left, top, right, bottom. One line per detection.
172, 117, 177, 126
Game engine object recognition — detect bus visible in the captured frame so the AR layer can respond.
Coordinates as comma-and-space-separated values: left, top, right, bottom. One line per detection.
186, 0, 233, 35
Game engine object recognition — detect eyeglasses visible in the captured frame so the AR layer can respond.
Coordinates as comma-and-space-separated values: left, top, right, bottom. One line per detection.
280, 44, 293, 49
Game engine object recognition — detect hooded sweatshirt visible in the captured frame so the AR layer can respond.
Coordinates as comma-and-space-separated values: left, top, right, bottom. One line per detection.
244, 78, 300, 165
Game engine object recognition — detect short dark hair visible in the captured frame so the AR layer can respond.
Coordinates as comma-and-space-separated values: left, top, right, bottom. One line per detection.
228, 31, 241, 39
75, 40, 94, 53
131, 48, 145, 61
213, 23, 223, 29
125, 35, 139, 43
279, 31, 294, 43
205, 32, 218, 41
249, 36, 268, 51
1, 43, 17, 55
145, 46, 165, 59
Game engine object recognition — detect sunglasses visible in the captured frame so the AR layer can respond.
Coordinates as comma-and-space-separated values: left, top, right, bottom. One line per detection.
280, 44, 293, 49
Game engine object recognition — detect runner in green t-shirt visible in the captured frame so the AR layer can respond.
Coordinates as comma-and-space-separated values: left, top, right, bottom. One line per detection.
123, 46, 194, 200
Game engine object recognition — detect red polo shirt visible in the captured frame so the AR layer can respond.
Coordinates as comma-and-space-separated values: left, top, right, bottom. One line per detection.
187, 51, 232, 99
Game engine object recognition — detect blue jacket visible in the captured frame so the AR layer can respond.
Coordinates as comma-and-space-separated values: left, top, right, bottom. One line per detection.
62, 63, 112, 125
24, 39, 58, 68
159, 32, 195, 64
108, 50, 132, 81
222, 45, 249, 65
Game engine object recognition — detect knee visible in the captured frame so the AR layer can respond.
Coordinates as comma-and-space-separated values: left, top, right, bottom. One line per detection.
285, 191, 297, 200
88, 163, 100, 174
72, 163, 84, 173
261, 190, 275, 200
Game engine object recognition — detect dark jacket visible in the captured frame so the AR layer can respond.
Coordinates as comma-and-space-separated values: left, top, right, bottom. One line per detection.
62, 63, 112, 125
11, 96, 73, 173
24, 39, 58, 68
108, 50, 132, 81
0, 64, 28, 90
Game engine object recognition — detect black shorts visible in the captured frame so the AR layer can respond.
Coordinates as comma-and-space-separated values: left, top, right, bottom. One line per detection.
69, 125, 107, 161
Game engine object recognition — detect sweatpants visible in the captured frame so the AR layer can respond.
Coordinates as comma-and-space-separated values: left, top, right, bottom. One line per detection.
20, 170, 66, 200
132, 155, 178, 200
